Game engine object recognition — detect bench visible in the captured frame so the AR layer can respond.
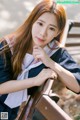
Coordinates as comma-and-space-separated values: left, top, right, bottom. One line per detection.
16, 20, 80, 120
16, 79, 72, 120
62, 20, 80, 63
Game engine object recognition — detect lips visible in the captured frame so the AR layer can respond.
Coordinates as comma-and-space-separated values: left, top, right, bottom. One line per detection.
36, 37, 44, 42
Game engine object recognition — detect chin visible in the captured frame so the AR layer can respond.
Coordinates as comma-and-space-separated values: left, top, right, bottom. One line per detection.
33, 41, 45, 48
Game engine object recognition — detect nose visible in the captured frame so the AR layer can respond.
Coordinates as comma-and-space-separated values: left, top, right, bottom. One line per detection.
40, 27, 47, 38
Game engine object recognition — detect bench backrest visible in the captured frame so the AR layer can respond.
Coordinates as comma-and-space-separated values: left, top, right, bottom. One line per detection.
65, 20, 80, 63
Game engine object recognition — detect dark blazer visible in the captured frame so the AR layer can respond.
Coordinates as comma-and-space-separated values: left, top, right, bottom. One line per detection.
28, 48, 80, 95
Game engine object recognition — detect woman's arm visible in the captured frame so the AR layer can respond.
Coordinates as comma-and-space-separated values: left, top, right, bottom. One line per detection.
33, 46, 80, 93
48, 59, 80, 93
0, 68, 57, 94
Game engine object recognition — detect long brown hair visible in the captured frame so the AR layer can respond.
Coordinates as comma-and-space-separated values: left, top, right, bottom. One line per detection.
12, 0, 66, 78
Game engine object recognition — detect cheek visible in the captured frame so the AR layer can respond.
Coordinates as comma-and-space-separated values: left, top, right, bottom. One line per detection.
32, 24, 38, 38
47, 34, 54, 42
48, 31, 58, 41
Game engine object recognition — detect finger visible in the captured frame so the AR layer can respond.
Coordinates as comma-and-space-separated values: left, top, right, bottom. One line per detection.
35, 54, 42, 59
51, 72, 57, 79
33, 52, 41, 58
33, 46, 42, 51
33, 49, 40, 53
33, 46, 39, 49
33, 48, 41, 54
54, 74, 57, 80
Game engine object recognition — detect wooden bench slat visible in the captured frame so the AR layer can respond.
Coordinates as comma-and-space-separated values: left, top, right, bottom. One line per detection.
66, 43, 80, 47
35, 95, 72, 120
71, 22, 80, 27
67, 34, 80, 38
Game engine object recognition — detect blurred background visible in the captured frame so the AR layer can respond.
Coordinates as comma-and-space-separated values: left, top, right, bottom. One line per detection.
0, 1, 80, 120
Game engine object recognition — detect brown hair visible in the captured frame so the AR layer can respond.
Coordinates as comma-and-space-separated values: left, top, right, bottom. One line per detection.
12, 0, 66, 78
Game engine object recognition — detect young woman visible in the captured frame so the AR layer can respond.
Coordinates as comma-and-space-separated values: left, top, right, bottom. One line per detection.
0, 0, 80, 120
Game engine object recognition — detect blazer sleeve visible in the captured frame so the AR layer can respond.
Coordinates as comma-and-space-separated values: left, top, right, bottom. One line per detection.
0, 40, 13, 84
58, 48, 80, 85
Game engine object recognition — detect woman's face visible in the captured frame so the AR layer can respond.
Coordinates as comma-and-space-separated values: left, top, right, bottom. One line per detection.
32, 12, 59, 48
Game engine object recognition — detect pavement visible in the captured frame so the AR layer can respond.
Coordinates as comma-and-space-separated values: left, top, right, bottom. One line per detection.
0, 0, 80, 37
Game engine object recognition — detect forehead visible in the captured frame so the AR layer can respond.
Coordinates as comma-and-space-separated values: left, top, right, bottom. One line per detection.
37, 12, 58, 27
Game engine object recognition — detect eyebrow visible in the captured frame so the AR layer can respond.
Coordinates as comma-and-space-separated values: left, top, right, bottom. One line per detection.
38, 19, 57, 28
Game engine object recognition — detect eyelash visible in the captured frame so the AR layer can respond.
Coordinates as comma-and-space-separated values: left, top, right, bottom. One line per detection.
37, 22, 43, 26
37, 22, 55, 31
49, 27, 55, 31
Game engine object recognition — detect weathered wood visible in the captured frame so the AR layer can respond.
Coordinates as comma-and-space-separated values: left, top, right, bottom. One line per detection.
68, 34, 80, 38
35, 95, 72, 120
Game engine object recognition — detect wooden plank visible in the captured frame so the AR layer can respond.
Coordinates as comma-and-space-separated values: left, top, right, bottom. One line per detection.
72, 22, 80, 27
35, 95, 72, 120
66, 43, 80, 47
66, 46, 80, 50
67, 34, 80, 38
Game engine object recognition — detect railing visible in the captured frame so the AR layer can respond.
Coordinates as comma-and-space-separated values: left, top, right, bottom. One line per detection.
65, 20, 80, 62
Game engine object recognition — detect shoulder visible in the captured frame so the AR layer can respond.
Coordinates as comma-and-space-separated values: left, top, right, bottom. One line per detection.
1, 34, 16, 44
5, 34, 17, 52
58, 47, 79, 66
57, 47, 71, 58
0, 34, 16, 54
4, 33, 16, 46
52, 47, 75, 64
52, 47, 69, 58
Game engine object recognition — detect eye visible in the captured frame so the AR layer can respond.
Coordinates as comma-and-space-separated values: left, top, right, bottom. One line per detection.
49, 27, 55, 31
37, 22, 43, 26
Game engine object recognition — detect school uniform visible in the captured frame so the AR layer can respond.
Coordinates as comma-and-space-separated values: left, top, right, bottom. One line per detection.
0, 40, 80, 120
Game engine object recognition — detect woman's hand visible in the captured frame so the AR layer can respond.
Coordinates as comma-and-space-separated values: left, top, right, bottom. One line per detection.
35, 68, 57, 86
33, 46, 51, 67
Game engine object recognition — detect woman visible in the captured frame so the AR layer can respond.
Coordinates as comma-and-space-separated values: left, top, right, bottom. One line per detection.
0, 0, 80, 120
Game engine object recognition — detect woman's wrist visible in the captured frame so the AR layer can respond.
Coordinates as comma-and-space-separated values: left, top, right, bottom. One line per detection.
48, 59, 62, 74
30, 76, 39, 87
